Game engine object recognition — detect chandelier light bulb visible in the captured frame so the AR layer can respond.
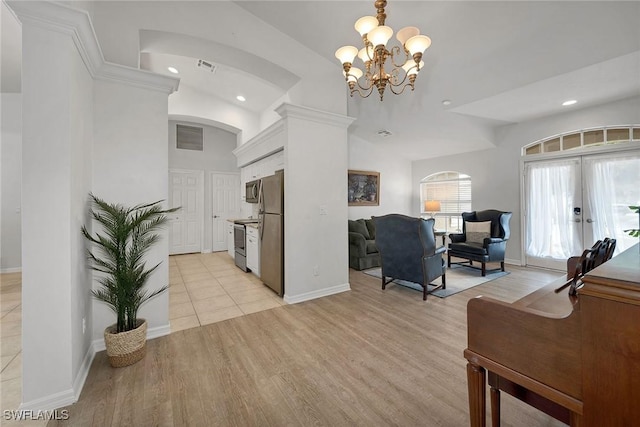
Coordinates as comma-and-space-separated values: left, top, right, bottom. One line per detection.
396, 26, 420, 46
368, 25, 393, 47
335, 46, 358, 64
354, 16, 378, 36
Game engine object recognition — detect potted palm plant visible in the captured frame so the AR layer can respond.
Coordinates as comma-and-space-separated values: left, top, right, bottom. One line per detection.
82, 193, 178, 367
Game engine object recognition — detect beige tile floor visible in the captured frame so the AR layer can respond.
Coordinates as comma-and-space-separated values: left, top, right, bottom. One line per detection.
0, 251, 283, 424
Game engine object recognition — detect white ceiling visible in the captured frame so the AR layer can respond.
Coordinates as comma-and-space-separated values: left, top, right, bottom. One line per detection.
3, 1, 640, 160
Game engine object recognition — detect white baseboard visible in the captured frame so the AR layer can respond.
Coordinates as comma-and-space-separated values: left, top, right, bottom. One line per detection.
19, 344, 95, 412
284, 283, 351, 304
504, 258, 523, 266
1, 267, 22, 274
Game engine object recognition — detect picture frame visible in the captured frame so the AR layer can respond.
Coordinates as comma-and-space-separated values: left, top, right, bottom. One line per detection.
348, 170, 380, 206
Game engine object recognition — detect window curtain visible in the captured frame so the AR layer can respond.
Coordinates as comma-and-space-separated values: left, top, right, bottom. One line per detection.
526, 159, 582, 259
583, 153, 640, 253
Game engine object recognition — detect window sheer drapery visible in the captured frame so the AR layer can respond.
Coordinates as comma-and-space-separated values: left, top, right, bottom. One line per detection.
526, 159, 582, 259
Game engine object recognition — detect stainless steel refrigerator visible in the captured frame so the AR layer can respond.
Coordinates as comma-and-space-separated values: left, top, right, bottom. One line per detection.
258, 170, 284, 296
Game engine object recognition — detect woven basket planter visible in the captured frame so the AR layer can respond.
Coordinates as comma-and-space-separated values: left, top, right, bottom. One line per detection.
104, 319, 147, 368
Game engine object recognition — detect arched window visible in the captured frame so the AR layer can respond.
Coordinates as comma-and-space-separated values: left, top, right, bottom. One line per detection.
420, 171, 472, 233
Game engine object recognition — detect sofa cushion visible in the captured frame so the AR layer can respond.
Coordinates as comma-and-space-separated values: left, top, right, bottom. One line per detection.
466, 221, 491, 244
365, 240, 378, 254
365, 218, 376, 239
349, 219, 370, 239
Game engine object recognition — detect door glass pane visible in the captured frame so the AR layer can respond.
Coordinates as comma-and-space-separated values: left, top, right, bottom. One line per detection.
583, 152, 640, 253
525, 159, 582, 261
584, 130, 604, 145
563, 133, 581, 150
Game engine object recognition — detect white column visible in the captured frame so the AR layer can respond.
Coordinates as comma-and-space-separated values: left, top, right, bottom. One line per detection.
275, 103, 355, 303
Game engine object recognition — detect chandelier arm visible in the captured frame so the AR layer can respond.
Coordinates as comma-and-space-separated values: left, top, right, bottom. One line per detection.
351, 85, 375, 99
387, 81, 414, 96
388, 68, 409, 88
389, 46, 410, 69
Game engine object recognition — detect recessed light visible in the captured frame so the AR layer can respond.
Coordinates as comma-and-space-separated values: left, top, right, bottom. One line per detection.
442, 100, 452, 106
236, 95, 246, 102
562, 99, 577, 106
167, 67, 179, 74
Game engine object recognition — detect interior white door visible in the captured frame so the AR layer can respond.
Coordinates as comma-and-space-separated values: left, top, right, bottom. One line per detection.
211, 172, 241, 252
169, 170, 203, 255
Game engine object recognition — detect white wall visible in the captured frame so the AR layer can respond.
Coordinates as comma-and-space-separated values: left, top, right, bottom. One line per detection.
412, 96, 640, 263
92, 80, 171, 340
348, 135, 413, 220
168, 119, 239, 251
0, 93, 22, 272
168, 85, 260, 144
20, 21, 93, 409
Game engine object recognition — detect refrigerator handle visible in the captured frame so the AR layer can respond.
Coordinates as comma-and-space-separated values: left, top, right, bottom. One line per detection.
258, 180, 265, 240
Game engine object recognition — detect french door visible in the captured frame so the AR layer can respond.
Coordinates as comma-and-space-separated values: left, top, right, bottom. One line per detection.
524, 150, 640, 270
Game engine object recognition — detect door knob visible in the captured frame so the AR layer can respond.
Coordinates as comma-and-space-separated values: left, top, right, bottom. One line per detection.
213, 215, 219, 218
586, 218, 594, 223
574, 219, 582, 222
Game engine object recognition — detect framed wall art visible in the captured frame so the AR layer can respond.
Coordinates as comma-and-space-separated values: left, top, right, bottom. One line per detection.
348, 170, 380, 206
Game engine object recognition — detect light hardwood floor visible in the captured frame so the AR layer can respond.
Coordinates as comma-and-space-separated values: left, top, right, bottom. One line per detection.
45, 265, 567, 427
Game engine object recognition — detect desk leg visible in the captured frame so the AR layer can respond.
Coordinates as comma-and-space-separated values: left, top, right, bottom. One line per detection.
490, 386, 500, 427
467, 362, 486, 427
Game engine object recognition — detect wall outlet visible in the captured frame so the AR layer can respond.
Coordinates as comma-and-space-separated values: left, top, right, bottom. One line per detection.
319, 205, 328, 215
82, 317, 86, 334
313, 265, 319, 276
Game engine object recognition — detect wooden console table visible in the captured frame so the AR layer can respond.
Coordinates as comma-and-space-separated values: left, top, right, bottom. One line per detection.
464, 243, 640, 426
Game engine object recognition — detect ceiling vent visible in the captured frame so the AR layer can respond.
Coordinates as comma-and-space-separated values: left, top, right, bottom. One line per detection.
377, 130, 393, 137
197, 59, 217, 73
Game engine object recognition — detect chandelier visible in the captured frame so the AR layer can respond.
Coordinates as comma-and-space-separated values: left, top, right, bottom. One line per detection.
335, 0, 431, 101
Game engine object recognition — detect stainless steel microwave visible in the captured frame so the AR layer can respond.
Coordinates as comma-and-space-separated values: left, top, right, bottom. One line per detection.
245, 179, 260, 203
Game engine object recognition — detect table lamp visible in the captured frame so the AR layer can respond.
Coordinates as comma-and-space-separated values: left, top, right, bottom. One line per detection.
424, 200, 441, 218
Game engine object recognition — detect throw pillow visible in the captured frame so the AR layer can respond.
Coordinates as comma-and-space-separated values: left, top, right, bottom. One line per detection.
348, 219, 370, 239
365, 218, 376, 239
466, 221, 491, 244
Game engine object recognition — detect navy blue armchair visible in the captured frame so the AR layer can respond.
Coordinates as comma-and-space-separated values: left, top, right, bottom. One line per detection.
374, 214, 446, 300
447, 210, 512, 276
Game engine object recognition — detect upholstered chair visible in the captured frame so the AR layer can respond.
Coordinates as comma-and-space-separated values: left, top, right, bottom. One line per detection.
374, 214, 446, 300
447, 210, 512, 276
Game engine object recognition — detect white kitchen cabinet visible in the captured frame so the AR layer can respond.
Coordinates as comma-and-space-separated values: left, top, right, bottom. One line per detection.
246, 226, 260, 277
227, 221, 235, 258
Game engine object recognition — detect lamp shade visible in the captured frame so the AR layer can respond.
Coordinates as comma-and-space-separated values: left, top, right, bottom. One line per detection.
405, 35, 432, 55
358, 46, 374, 63
402, 60, 424, 76
335, 46, 358, 64
344, 67, 363, 83
424, 200, 441, 212
396, 26, 420, 46
354, 16, 378, 36
368, 25, 393, 47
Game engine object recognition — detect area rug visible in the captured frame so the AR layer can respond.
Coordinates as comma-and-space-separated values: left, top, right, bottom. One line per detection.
362, 265, 509, 298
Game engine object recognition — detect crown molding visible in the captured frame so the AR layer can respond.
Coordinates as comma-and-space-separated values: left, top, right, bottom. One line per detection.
233, 119, 285, 167
8, 1, 179, 94
275, 103, 355, 129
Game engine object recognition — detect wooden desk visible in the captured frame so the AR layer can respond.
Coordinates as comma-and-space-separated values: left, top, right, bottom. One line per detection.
464, 244, 640, 427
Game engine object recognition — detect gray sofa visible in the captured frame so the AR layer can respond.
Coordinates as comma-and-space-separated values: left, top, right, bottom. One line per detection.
348, 218, 381, 270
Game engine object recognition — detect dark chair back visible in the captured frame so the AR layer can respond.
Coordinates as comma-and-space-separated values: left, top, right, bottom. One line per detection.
374, 214, 438, 286
462, 210, 512, 240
